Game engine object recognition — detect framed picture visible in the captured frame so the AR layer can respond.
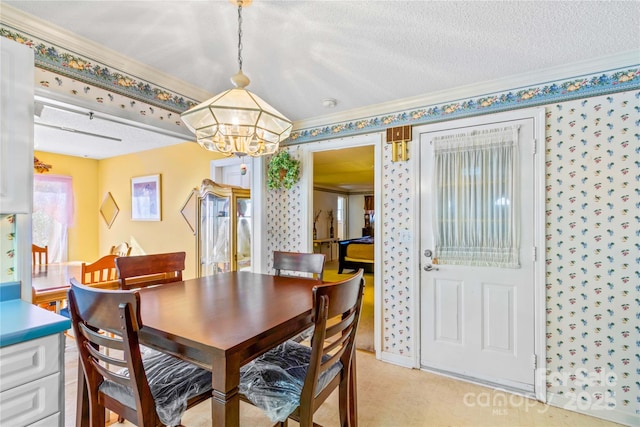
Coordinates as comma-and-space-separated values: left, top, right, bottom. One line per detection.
131, 174, 161, 221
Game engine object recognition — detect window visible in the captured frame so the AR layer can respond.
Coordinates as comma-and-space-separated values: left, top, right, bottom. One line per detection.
432, 126, 520, 268
33, 175, 74, 262
336, 196, 345, 239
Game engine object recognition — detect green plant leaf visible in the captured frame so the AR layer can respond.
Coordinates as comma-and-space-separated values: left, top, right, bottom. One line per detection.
267, 150, 301, 190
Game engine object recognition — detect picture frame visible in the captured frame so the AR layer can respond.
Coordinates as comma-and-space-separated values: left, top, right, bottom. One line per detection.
131, 174, 161, 221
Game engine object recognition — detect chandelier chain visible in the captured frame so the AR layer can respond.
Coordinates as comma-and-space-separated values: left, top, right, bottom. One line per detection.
237, 4, 243, 72
180, 0, 292, 157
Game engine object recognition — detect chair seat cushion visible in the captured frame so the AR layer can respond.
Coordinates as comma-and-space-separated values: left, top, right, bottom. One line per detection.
99, 348, 212, 426
239, 339, 342, 423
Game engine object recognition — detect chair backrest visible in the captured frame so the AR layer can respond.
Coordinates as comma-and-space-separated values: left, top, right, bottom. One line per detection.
302, 269, 365, 416
67, 278, 158, 425
115, 252, 186, 290
273, 251, 326, 281
32, 244, 48, 265
81, 254, 118, 284
110, 242, 132, 257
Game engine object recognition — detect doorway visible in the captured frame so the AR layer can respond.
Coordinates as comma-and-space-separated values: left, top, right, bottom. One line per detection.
303, 135, 382, 354
418, 108, 546, 397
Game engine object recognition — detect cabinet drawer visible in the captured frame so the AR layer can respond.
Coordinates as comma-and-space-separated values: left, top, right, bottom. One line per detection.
0, 372, 60, 426
0, 334, 60, 392
29, 412, 60, 427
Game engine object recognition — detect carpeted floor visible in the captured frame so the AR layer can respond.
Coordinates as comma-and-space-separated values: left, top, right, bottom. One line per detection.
63, 336, 619, 427
323, 260, 374, 353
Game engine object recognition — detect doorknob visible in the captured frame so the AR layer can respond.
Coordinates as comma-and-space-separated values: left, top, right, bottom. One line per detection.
423, 264, 439, 272
424, 249, 433, 258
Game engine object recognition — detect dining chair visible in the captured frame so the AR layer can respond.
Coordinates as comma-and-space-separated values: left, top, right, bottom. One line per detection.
273, 251, 327, 342
273, 251, 326, 281
32, 244, 48, 265
81, 254, 118, 284
110, 242, 132, 257
115, 252, 185, 290
239, 269, 365, 427
67, 278, 213, 426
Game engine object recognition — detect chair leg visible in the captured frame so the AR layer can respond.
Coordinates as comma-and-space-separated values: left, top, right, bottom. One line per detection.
339, 378, 349, 427
91, 405, 106, 426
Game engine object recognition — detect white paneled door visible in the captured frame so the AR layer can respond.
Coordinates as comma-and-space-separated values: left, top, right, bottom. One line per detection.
419, 113, 539, 392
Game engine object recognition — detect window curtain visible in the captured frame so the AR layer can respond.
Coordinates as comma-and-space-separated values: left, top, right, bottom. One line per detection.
33, 174, 74, 262
432, 126, 520, 268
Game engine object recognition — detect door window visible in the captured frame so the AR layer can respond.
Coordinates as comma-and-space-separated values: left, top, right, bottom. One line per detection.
432, 126, 520, 268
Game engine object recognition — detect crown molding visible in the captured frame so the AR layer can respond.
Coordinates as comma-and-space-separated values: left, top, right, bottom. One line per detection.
0, 4, 211, 102
293, 50, 640, 131
289, 51, 639, 144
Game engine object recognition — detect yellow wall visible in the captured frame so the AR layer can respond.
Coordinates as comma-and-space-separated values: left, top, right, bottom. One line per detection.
98, 142, 224, 279
34, 151, 99, 261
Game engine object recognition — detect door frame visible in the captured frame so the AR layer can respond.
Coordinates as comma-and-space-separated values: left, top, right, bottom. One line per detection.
415, 107, 546, 402
299, 133, 384, 357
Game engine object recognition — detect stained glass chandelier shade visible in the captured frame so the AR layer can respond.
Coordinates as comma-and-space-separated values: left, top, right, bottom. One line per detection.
180, 1, 292, 157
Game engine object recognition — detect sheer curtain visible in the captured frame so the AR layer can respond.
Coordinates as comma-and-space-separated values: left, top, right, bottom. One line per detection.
432, 126, 520, 268
33, 175, 74, 262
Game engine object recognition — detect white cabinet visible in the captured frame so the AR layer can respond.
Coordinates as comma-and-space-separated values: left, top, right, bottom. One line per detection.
0, 333, 65, 426
0, 37, 34, 214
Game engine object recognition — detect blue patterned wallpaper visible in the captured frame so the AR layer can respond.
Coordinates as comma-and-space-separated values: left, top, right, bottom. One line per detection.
265, 146, 305, 269
380, 147, 414, 356
544, 90, 638, 422
265, 90, 639, 424
0, 215, 17, 283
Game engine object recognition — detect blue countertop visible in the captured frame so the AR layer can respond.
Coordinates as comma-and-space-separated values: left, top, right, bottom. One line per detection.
0, 283, 71, 348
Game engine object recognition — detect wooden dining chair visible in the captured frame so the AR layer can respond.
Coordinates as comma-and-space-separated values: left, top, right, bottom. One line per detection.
110, 242, 132, 257
67, 278, 213, 426
81, 254, 118, 284
273, 251, 326, 281
32, 244, 48, 265
239, 269, 365, 427
115, 252, 186, 290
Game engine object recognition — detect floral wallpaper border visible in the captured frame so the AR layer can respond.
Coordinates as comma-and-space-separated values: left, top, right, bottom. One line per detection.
1, 23, 637, 151
0, 25, 199, 114
288, 66, 640, 144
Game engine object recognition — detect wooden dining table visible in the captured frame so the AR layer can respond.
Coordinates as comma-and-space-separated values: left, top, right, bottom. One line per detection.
31, 262, 118, 309
75, 271, 359, 427
31, 261, 82, 292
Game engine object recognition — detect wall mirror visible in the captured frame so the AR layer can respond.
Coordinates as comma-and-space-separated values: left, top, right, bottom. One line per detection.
100, 192, 119, 228
180, 189, 198, 235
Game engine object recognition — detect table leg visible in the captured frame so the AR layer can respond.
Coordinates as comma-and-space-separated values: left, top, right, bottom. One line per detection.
211, 355, 241, 426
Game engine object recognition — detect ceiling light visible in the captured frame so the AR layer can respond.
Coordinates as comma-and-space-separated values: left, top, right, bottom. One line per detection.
180, 0, 292, 158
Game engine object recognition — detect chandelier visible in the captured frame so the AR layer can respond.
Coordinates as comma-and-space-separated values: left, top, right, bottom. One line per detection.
180, 0, 292, 158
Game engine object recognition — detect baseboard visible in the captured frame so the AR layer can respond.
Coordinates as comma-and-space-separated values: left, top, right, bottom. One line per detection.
379, 350, 414, 368
546, 392, 639, 427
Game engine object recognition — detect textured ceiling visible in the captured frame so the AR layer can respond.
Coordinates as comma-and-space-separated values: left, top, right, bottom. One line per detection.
4, 1, 640, 172
8, 1, 639, 123
313, 146, 374, 192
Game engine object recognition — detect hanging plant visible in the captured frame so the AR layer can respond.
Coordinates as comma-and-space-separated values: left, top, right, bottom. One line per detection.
267, 150, 300, 190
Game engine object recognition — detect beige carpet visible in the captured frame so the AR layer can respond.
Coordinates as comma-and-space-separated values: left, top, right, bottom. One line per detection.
323, 261, 374, 353
63, 336, 619, 427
